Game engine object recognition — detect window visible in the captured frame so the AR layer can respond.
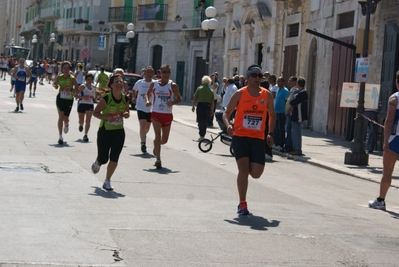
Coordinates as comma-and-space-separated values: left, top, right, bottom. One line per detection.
86, 6, 90, 20
337, 11, 354, 29
287, 23, 299, 38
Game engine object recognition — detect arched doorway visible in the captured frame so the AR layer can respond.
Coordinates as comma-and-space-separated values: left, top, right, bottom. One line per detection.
152, 45, 163, 72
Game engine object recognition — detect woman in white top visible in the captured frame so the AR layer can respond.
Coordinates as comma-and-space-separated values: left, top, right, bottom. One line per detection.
208, 73, 219, 126
74, 73, 97, 142
74, 63, 85, 86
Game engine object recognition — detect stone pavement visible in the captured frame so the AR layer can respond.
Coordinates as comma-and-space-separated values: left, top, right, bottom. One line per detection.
172, 102, 399, 190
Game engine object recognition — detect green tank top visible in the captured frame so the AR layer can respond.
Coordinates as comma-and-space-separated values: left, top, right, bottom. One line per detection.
58, 74, 74, 100
99, 92, 127, 130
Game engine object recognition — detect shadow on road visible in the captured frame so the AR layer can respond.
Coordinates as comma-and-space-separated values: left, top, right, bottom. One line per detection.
385, 210, 399, 219
48, 142, 74, 148
130, 153, 155, 159
144, 167, 180, 175
224, 214, 280, 231
88, 186, 126, 198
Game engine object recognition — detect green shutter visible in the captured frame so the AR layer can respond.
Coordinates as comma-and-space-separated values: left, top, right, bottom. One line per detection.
155, 0, 164, 20
45, 22, 50, 35
86, 6, 90, 20
79, 7, 82, 18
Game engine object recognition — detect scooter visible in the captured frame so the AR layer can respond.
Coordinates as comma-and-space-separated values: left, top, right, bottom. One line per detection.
198, 131, 234, 156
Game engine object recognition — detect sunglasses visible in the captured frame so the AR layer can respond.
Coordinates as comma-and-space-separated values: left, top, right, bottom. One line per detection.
113, 80, 123, 84
162, 70, 171, 74
249, 73, 263, 78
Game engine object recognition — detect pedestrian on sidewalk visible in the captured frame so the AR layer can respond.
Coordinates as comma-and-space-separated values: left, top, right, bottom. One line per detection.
192, 75, 215, 141
223, 64, 275, 215
273, 77, 289, 150
288, 77, 308, 155
91, 74, 130, 191
363, 107, 379, 153
146, 64, 182, 169
368, 70, 399, 211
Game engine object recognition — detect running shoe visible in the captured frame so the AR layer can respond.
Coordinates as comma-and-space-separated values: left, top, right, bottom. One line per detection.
368, 198, 386, 211
91, 160, 101, 174
58, 136, 63, 145
33, 92, 35, 97
20, 103, 24, 111
79, 125, 83, 132
29, 92, 32, 98
154, 160, 162, 169
141, 143, 147, 153
63, 124, 69, 134
237, 202, 249, 215
83, 135, 89, 142
14, 106, 19, 112
9, 88, 12, 92
102, 179, 114, 191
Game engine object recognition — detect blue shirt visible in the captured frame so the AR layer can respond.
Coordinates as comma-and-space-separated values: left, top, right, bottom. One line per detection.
274, 86, 289, 113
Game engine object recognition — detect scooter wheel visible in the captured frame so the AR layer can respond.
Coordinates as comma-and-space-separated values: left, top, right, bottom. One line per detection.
230, 145, 234, 156
198, 139, 213, 153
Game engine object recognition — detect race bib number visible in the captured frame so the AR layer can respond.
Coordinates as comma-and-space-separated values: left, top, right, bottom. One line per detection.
107, 113, 123, 126
81, 95, 93, 104
158, 95, 170, 103
243, 115, 262, 130
18, 76, 25, 82
140, 93, 146, 100
60, 88, 72, 99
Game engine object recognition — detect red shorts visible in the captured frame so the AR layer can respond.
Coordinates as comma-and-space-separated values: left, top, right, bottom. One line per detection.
151, 112, 173, 127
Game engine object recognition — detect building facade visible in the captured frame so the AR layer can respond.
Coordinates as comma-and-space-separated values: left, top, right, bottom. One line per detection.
3, 0, 399, 138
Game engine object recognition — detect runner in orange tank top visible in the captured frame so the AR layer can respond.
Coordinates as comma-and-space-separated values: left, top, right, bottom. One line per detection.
223, 64, 276, 215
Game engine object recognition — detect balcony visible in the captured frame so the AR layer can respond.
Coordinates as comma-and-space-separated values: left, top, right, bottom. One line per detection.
137, 4, 167, 28
57, 18, 76, 34
40, 7, 61, 21
108, 6, 136, 24
75, 21, 110, 35
20, 20, 36, 36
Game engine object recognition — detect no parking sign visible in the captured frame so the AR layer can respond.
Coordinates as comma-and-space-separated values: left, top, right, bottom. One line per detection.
81, 48, 90, 58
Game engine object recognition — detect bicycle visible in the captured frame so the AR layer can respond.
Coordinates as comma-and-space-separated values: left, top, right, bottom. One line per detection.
198, 131, 234, 156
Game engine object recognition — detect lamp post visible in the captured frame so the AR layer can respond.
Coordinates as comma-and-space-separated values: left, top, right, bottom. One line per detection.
344, 0, 380, 165
10, 38, 15, 46
201, 6, 218, 75
126, 23, 135, 73
32, 34, 37, 60
20, 37, 25, 47
49, 33, 55, 59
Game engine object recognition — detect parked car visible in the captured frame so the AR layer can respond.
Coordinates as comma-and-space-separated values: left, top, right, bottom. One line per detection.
124, 72, 142, 110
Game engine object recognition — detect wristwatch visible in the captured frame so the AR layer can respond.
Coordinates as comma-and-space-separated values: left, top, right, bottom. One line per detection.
267, 133, 274, 136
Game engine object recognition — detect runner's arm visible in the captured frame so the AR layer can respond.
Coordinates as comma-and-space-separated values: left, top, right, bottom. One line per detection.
145, 82, 154, 106
169, 82, 182, 106
223, 90, 241, 135
384, 94, 398, 149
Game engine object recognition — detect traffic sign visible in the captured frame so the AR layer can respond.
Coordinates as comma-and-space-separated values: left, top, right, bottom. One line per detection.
354, 58, 369, 83
57, 45, 63, 51
81, 48, 90, 58
340, 82, 380, 109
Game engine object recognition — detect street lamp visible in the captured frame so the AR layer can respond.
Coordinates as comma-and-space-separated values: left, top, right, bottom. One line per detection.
10, 38, 15, 46
50, 33, 55, 59
344, 0, 380, 165
20, 37, 25, 47
201, 6, 218, 75
126, 23, 135, 73
32, 34, 37, 60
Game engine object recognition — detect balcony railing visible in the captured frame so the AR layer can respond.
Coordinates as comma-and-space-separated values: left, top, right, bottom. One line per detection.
75, 21, 110, 32
40, 7, 61, 20
137, 4, 167, 21
108, 6, 136, 23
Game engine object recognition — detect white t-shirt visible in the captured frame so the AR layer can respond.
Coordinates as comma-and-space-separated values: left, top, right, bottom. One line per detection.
151, 81, 174, 114
269, 84, 278, 94
222, 83, 237, 108
79, 83, 95, 105
133, 79, 154, 113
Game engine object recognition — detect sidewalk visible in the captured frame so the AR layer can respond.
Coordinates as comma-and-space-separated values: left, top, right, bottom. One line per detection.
172, 102, 399, 189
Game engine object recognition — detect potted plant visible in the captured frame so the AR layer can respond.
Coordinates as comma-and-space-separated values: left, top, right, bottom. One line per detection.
98, 20, 105, 25
85, 24, 92, 30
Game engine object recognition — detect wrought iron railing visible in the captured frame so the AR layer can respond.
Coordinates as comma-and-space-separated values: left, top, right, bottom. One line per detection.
137, 4, 167, 21
108, 6, 136, 23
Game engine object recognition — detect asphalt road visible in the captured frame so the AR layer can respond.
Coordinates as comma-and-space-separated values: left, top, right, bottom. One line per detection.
0, 80, 398, 266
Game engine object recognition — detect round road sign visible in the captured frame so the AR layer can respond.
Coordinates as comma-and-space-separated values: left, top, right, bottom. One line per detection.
81, 48, 90, 58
